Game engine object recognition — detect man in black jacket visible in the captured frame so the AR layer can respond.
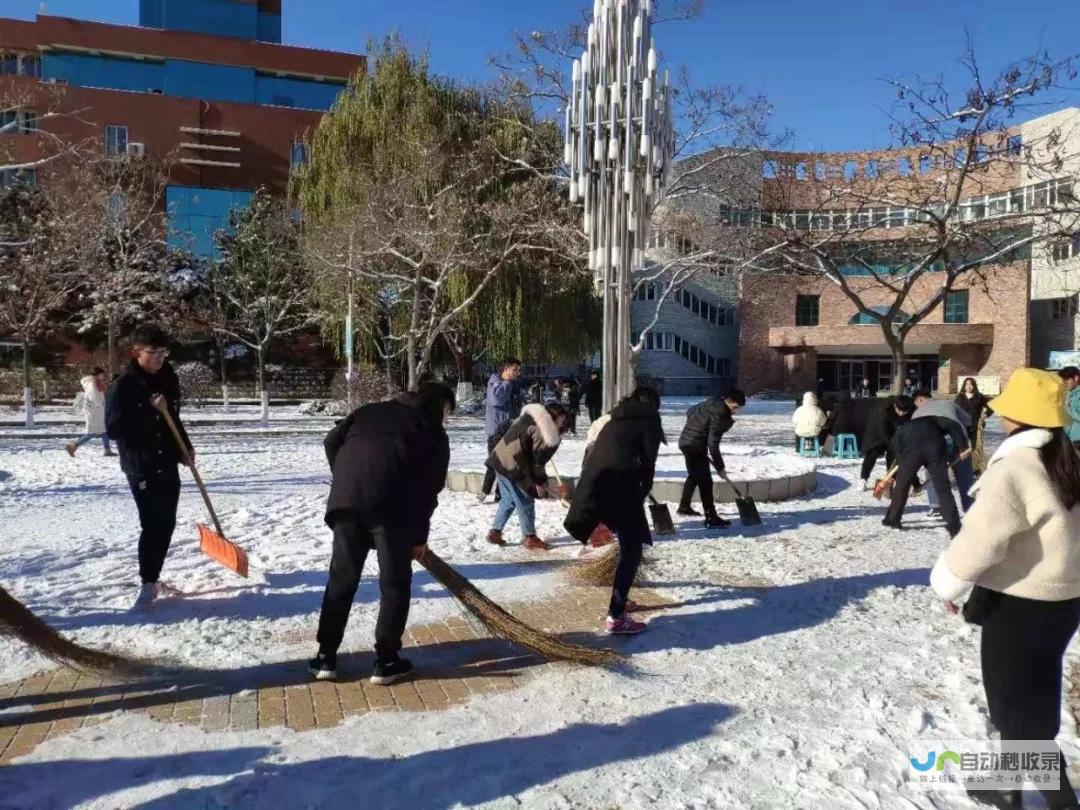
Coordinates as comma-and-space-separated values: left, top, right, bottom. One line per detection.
565, 388, 665, 634
105, 324, 193, 608
584, 370, 603, 422
676, 388, 746, 529
882, 417, 961, 536
309, 382, 455, 685
859, 396, 914, 489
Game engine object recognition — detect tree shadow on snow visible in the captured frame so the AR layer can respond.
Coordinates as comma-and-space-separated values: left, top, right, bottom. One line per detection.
0, 703, 734, 809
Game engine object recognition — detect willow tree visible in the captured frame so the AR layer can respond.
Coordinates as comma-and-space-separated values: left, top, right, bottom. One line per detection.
295, 39, 585, 392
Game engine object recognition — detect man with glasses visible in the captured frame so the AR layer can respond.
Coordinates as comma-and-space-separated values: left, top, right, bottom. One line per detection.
106, 324, 193, 608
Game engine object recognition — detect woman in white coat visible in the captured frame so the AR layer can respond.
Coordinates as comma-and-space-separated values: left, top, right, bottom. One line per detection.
791, 391, 827, 452
931, 368, 1080, 809
66, 367, 115, 457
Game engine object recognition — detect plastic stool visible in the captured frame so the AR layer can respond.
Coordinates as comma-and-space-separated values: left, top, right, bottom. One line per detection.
834, 433, 860, 460
799, 437, 821, 458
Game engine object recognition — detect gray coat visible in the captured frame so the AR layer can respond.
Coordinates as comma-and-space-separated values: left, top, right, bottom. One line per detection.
914, 399, 971, 452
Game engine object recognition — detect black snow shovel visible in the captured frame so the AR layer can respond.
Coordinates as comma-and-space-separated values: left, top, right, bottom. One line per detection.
647, 495, 676, 536
721, 473, 762, 527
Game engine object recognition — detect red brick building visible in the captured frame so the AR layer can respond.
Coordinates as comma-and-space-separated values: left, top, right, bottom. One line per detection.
1, 3, 364, 255
734, 136, 1051, 396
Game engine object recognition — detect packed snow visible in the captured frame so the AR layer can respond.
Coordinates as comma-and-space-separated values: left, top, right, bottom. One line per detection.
0, 398, 1074, 809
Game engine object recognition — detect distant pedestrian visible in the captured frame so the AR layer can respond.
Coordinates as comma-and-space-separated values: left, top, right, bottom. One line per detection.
676, 389, 746, 529
955, 377, 992, 475
853, 378, 874, 399
480, 358, 521, 503
902, 376, 917, 397
792, 392, 827, 452
66, 367, 115, 458
585, 370, 603, 422
1057, 366, 1080, 448
485, 403, 570, 550
931, 368, 1080, 809
565, 387, 665, 635
105, 324, 192, 608
566, 377, 582, 435
309, 382, 454, 684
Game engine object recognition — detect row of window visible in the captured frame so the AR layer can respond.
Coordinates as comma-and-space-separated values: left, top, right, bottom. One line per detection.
709, 178, 1073, 233
0, 52, 42, 79
0, 168, 38, 188
794, 291, 970, 326
640, 331, 733, 376
676, 288, 736, 326
96, 124, 307, 166
761, 137, 1023, 181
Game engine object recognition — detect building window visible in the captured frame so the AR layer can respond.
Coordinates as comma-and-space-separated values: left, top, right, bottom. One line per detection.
944, 290, 969, 324
105, 125, 129, 156
290, 142, 309, 167
0, 168, 37, 187
0, 109, 37, 134
1052, 236, 1080, 264
1051, 297, 1078, 321
795, 295, 819, 327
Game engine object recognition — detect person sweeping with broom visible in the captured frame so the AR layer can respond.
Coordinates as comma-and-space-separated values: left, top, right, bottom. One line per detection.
309, 382, 455, 684
565, 387, 665, 635
105, 324, 193, 610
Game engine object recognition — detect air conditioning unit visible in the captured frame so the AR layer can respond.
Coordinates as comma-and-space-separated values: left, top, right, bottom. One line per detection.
126, 142, 146, 157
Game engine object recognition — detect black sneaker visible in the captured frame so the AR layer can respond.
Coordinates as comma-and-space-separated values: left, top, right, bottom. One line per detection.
308, 652, 337, 681
881, 518, 904, 531
371, 657, 414, 686
676, 507, 701, 517
704, 514, 730, 529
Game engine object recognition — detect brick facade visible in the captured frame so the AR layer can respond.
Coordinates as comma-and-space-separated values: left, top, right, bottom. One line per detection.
738, 261, 1030, 395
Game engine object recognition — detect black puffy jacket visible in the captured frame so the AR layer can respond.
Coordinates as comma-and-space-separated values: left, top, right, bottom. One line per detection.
564, 400, 666, 542
105, 360, 192, 479
861, 397, 908, 452
324, 395, 450, 545
677, 398, 733, 471
891, 417, 949, 463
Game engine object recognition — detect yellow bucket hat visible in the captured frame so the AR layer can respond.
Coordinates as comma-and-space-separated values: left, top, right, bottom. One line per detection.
988, 368, 1070, 429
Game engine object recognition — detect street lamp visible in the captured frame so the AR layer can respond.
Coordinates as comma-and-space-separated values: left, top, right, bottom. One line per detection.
565, 0, 674, 411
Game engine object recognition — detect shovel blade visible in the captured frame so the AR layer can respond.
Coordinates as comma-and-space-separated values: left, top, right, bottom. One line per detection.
735, 496, 762, 527
197, 523, 249, 578
648, 502, 676, 535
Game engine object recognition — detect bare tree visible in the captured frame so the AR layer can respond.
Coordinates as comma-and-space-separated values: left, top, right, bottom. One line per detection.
66, 153, 183, 375
204, 190, 313, 421
0, 81, 87, 188
491, 1, 781, 368
740, 49, 1080, 391
0, 183, 80, 425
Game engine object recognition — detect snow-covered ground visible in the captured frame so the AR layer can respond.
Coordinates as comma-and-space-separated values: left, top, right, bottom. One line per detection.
0, 398, 1073, 809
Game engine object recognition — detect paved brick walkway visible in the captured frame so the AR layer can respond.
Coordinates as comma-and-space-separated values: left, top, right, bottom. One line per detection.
0, 583, 671, 763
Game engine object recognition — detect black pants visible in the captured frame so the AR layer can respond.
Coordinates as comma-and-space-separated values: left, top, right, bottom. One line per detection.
127, 469, 181, 584
316, 515, 414, 662
481, 435, 499, 496
860, 443, 895, 481
678, 450, 717, 518
981, 592, 1080, 804
588, 404, 602, 422
609, 519, 648, 618
884, 454, 960, 535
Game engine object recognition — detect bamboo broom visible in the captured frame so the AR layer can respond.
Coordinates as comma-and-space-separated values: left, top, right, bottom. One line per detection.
567, 543, 652, 587
420, 551, 621, 668
0, 585, 151, 676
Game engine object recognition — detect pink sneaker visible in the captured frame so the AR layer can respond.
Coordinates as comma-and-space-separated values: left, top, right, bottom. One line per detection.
605, 614, 646, 635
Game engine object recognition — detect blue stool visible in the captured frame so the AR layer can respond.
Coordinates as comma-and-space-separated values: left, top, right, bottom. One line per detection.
834, 433, 860, 460
799, 437, 821, 458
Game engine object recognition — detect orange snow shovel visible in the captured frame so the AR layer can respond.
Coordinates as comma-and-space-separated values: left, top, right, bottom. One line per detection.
156, 400, 249, 578
872, 465, 900, 500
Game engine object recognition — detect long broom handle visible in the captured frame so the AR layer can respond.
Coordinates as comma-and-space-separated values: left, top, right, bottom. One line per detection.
156, 402, 226, 538
718, 470, 748, 500
547, 460, 571, 507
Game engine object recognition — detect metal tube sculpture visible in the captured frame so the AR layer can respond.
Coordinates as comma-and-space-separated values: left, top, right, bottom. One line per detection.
566, 0, 674, 410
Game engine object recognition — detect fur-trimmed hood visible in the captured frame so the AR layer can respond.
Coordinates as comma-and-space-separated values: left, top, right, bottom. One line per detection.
520, 403, 562, 449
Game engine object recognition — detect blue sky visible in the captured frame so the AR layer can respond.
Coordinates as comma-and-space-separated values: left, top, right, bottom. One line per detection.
10, 0, 1080, 150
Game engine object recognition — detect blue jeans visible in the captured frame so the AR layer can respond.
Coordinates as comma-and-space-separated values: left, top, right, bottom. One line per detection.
75, 432, 111, 452
492, 473, 536, 537
927, 454, 975, 511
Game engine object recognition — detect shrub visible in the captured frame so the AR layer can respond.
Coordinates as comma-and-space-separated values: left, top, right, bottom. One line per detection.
175, 362, 217, 409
